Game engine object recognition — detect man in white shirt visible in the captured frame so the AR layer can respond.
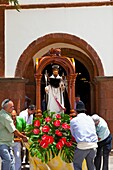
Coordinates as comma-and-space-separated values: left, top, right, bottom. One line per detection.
92, 114, 112, 170
19, 104, 36, 164
19, 104, 36, 125
70, 102, 98, 170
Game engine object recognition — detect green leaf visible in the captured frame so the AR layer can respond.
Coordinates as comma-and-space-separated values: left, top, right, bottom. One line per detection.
60, 144, 76, 163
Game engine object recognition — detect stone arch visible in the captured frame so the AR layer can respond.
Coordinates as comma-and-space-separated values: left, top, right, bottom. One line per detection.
15, 33, 104, 78
15, 33, 104, 114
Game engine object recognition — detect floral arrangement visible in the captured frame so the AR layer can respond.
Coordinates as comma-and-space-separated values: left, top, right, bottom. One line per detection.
25, 111, 76, 163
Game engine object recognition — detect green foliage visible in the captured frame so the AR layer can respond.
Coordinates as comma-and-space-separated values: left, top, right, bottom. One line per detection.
25, 110, 77, 163
60, 142, 76, 163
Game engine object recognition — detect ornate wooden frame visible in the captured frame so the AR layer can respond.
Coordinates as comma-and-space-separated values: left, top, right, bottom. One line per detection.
35, 54, 76, 115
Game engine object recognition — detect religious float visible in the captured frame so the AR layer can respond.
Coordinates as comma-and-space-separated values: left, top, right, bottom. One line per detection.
23, 49, 87, 169
34, 48, 76, 117
24, 111, 87, 170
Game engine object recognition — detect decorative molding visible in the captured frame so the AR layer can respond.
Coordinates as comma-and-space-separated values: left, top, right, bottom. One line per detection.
0, 1, 113, 10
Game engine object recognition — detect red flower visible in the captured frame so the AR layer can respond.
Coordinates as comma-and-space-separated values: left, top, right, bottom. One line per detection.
65, 141, 72, 147
40, 140, 49, 148
48, 136, 54, 144
55, 130, 62, 136
34, 120, 41, 127
62, 123, 70, 129
42, 134, 54, 144
53, 120, 60, 127
33, 128, 40, 134
72, 136, 76, 142
42, 134, 49, 141
45, 117, 52, 122
59, 137, 66, 145
56, 114, 61, 119
42, 125, 50, 132
56, 142, 63, 149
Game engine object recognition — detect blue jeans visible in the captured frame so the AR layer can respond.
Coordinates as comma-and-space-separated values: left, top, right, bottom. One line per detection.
73, 147, 96, 170
94, 134, 112, 170
0, 144, 15, 170
13, 142, 21, 170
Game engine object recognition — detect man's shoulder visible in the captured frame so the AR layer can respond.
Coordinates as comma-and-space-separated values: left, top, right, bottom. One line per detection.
0, 109, 6, 115
70, 117, 77, 123
99, 117, 108, 127
19, 109, 27, 115
0, 110, 10, 118
78, 100, 85, 105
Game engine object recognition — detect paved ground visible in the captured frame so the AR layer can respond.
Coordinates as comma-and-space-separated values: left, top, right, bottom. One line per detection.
109, 154, 113, 170
0, 152, 113, 169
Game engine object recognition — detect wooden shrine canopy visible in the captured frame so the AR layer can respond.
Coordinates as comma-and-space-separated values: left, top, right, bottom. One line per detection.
35, 48, 77, 116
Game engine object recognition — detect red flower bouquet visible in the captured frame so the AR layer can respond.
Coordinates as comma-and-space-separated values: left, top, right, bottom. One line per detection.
25, 111, 76, 163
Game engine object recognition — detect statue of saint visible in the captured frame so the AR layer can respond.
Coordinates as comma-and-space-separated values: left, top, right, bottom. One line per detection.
45, 65, 70, 114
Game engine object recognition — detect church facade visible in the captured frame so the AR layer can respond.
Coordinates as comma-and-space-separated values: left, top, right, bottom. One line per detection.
0, 0, 113, 140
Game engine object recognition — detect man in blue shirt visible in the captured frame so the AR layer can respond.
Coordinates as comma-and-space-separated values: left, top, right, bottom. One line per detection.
92, 114, 112, 170
74, 94, 84, 110
70, 102, 98, 170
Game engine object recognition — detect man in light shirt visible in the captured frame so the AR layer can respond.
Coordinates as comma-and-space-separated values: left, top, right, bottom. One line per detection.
19, 104, 36, 164
70, 102, 98, 170
19, 104, 36, 125
0, 99, 28, 170
92, 114, 112, 170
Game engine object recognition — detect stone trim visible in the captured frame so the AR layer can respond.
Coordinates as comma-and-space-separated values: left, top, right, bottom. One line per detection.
0, 77, 27, 83
0, 1, 113, 10
95, 76, 113, 82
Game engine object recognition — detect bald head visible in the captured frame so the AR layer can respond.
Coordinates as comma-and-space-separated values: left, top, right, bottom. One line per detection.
11, 110, 17, 122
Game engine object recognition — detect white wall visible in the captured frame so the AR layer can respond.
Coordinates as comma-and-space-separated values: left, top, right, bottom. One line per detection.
5, 6, 113, 77
18, 0, 108, 4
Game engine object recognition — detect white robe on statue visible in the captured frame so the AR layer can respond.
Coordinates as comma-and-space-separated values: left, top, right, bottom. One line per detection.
45, 83, 65, 114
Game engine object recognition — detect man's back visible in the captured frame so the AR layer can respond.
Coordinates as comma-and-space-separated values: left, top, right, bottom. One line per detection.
70, 113, 98, 143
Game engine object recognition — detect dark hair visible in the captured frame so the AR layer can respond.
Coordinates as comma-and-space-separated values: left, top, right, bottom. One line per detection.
28, 104, 36, 110
52, 65, 59, 70
76, 101, 86, 112
76, 94, 80, 98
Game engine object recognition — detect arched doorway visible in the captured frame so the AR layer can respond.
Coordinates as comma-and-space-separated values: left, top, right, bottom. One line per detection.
75, 59, 90, 114
15, 33, 104, 114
